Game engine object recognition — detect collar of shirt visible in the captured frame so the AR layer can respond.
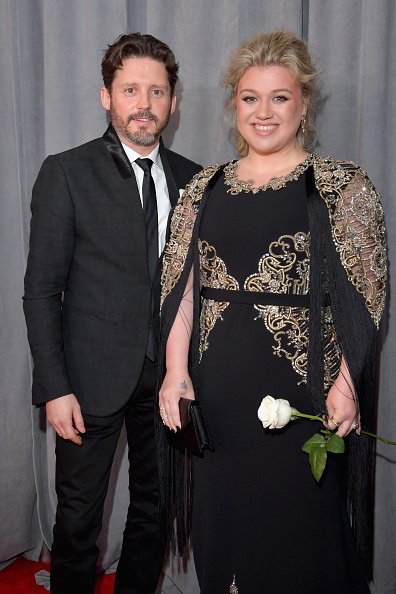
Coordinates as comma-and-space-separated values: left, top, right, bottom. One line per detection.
121, 142, 162, 172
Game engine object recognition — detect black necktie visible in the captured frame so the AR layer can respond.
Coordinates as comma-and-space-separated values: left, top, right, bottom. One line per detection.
135, 158, 158, 361
135, 158, 159, 283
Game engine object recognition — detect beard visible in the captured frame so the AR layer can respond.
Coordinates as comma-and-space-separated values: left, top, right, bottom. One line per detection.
111, 108, 171, 147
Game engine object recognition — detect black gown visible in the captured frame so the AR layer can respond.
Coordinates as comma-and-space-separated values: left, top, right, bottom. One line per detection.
191, 161, 369, 594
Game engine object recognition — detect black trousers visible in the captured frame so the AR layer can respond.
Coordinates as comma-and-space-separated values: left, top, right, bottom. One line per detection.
50, 358, 164, 594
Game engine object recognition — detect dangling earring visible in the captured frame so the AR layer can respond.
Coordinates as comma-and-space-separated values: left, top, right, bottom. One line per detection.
301, 113, 307, 134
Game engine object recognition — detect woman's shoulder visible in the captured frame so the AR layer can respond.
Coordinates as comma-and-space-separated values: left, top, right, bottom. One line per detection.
186, 161, 229, 186
312, 153, 369, 178
179, 162, 230, 206
312, 153, 380, 196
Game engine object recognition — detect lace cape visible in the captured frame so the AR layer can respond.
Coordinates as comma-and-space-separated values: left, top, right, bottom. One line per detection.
161, 155, 386, 328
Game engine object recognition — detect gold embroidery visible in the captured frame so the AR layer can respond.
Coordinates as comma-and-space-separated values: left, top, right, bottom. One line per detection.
230, 575, 238, 593
237, 225, 343, 387
160, 164, 224, 308
224, 155, 313, 194
244, 233, 310, 296
199, 240, 239, 359
313, 155, 387, 327
254, 305, 341, 390
161, 157, 386, 330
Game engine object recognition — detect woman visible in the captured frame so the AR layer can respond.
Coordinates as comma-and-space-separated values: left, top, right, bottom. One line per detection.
158, 30, 387, 593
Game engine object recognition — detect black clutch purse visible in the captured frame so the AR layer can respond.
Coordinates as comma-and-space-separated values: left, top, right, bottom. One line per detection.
167, 398, 214, 454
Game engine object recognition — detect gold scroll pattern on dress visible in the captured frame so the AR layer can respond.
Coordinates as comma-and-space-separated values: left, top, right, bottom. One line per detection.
198, 230, 341, 387
244, 230, 341, 387
199, 240, 239, 359
161, 163, 224, 308
313, 155, 387, 328
244, 232, 310, 296
253, 304, 341, 389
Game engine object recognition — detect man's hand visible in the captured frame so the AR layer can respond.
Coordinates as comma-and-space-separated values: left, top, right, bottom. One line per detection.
46, 394, 86, 445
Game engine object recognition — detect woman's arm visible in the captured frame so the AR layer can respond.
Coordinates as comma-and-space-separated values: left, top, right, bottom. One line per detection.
159, 268, 195, 431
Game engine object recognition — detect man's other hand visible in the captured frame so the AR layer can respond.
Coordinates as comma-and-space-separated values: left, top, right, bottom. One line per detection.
46, 394, 86, 445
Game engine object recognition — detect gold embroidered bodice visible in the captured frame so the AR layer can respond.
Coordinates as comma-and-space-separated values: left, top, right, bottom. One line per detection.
197, 168, 341, 388
161, 155, 386, 326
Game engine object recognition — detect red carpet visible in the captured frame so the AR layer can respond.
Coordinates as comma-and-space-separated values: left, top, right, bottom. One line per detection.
0, 557, 115, 593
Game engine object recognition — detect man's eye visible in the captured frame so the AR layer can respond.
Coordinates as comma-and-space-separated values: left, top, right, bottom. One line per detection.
152, 89, 164, 96
125, 88, 135, 95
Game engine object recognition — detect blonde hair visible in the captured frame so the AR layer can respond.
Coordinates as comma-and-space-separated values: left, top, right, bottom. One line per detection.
223, 29, 320, 156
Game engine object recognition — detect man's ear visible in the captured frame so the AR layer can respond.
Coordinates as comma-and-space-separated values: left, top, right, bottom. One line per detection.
100, 86, 111, 111
170, 92, 177, 115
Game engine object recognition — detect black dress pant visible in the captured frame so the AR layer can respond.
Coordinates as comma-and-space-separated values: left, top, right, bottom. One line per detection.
50, 357, 164, 594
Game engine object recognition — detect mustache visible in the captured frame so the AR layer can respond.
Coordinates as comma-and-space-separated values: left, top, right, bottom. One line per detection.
127, 111, 158, 124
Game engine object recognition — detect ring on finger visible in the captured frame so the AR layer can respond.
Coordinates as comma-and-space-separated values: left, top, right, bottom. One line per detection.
330, 416, 340, 427
350, 421, 358, 430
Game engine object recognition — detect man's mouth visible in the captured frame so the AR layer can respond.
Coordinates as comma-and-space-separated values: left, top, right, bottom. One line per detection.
129, 111, 158, 124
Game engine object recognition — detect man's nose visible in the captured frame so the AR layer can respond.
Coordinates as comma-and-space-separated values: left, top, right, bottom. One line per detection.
136, 90, 151, 110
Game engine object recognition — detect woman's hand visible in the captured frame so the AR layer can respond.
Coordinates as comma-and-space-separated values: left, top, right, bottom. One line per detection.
325, 356, 360, 437
325, 382, 360, 437
159, 369, 195, 432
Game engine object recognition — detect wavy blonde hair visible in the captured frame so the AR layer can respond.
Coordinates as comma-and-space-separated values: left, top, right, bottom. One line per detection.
223, 30, 320, 156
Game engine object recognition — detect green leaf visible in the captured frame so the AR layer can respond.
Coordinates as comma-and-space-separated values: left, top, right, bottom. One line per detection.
302, 433, 326, 453
320, 429, 333, 437
325, 434, 345, 454
309, 447, 327, 482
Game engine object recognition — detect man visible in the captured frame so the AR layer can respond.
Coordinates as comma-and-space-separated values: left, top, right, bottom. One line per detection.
23, 33, 201, 594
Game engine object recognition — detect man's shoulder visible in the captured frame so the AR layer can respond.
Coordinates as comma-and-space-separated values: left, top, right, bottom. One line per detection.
50, 135, 105, 163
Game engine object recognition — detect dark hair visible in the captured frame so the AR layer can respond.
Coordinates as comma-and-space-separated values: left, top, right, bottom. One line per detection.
101, 33, 179, 93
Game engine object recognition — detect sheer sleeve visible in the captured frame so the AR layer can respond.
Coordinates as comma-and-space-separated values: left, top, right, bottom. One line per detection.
314, 157, 387, 328
161, 164, 224, 308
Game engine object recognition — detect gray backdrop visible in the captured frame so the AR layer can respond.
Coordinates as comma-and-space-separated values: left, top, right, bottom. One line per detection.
0, 1, 395, 593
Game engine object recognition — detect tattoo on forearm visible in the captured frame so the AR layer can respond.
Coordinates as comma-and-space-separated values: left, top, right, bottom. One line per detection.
181, 380, 187, 391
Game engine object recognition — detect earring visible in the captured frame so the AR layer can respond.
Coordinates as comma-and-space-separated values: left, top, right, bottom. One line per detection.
301, 113, 307, 134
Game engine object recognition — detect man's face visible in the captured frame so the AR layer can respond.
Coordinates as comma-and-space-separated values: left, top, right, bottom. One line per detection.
101, 57, 176, 155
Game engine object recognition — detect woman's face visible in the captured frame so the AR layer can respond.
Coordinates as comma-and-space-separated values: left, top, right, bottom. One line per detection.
236, 64, 306, 157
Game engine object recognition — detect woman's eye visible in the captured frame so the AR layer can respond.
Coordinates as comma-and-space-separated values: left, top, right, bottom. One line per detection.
273, 95, 288, 103
241, 96, 257, 104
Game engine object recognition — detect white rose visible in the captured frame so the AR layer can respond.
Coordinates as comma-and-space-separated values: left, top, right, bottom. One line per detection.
257, 395, 292, 429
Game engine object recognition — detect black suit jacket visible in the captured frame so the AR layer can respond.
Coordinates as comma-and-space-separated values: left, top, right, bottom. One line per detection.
23, 124, 201, 416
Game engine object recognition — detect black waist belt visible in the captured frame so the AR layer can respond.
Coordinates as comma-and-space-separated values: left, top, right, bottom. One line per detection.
202, 287, 330, 308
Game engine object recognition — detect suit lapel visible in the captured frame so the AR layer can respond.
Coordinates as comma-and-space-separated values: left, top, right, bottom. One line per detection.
102, 123, 134, 180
